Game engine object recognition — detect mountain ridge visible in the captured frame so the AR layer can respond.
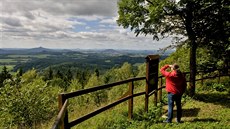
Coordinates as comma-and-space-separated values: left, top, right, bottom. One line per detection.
0, 47, 174, 55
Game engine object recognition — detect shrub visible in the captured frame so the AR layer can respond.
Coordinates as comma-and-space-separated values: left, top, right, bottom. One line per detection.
0, 70, 61, 128
212, 83, 226, 92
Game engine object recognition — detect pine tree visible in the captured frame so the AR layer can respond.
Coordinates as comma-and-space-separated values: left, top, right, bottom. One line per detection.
0, 66, 12, 87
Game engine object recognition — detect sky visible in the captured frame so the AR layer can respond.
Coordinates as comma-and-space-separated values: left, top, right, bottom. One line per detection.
0, 0, 172, 50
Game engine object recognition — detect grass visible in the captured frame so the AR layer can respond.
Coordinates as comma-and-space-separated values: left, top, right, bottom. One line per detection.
46, 89, 226, 129
63, 88, 230, 129
9, 77, 230, 129
149, 90, 230, 129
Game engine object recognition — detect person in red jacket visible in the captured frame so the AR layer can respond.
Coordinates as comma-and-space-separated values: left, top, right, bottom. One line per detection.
160, 64, 187, 123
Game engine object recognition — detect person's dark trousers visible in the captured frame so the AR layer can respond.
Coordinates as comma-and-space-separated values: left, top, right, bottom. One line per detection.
167, 92, 182, 123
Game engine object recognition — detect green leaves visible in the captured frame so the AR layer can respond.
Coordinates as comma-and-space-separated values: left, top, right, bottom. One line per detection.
117, 0, 187, 43
0, 70, 60, 128
0, 66, 12, 87
117, 0, 229, 58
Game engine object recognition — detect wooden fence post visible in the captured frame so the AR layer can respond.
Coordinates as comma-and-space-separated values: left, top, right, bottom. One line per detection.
58, 94, 64, 129
154, 90, 157, 107
128, 81, 134, 120
158, 77, 163, 102
145, 55, 159, 112
145, 79, 149, 113
58, 93, 69, 129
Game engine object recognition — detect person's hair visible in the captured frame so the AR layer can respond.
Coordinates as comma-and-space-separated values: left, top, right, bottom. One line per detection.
172, 64, 179, 70
172, 64, 182, 75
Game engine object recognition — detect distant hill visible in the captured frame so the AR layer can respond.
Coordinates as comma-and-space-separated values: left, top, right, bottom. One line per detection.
0, 49, 8, 54
100, 49, 122, 55
101, 49, 119, 53
0, 47, 174, 55
26, 47, 51, 53
0, 47, 173, 73
0, 47, 72, 54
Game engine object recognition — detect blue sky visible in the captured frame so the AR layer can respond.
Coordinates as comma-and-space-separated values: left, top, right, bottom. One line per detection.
72, 18, 115, 32
0, 0, 172, 50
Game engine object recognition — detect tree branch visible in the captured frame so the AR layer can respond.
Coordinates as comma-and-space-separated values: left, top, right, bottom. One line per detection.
145, 0, 154, 6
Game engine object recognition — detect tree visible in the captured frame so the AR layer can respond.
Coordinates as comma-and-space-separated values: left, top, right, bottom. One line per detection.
0, 66, 12, 87
117, 0, 230, 96
0, 69, 60, 128
47, 67, 53, 80
17, 67, 23, 77
55, 70, 63, 79
106, 62, 134, 100
95, 68, 100, 77
65, 69, 73, 82
85, 73, 107, 106
43, 67, 53, 81
76, 69, 91, 87
114, 62, 134, 81
159, 45, 189, 72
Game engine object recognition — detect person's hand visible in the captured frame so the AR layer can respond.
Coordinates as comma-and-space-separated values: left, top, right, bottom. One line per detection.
169, 65, 173, 68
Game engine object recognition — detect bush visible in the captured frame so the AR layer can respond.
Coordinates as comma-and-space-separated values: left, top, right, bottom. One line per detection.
134, 105, 163, 123
0, 70, 61, 128
202, 80, 228, 92
212, 83, 226, 92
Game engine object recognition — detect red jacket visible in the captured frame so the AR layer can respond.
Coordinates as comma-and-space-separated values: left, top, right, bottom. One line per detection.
160, 65, 187, 95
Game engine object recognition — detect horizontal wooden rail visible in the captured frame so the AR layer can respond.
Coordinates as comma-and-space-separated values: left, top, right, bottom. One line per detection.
68, 91, 146, 127
64, 76, 146, 99
52, 66, 229, 129
51, 100, 68, 129
194, 70, 229, 81
52, 77, 146, 129
148, 86, 166, 97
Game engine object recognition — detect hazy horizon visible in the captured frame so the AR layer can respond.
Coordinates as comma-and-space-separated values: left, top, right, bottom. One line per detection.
1, 46, 176, 52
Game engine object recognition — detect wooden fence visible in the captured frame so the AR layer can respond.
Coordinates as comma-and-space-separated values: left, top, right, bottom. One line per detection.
52, 68, 229, 129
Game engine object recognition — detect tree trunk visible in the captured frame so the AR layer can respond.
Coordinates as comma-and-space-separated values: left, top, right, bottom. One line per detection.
185, 2, 197, 96
189, 40, 197, 96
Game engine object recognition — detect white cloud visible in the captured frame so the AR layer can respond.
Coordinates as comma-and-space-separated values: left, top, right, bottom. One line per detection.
76, 15, 105, 21
0, 0, 172, 50
100, 17, 117, 25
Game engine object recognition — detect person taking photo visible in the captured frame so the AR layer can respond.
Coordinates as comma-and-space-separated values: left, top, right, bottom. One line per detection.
160, 64, 187, 123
